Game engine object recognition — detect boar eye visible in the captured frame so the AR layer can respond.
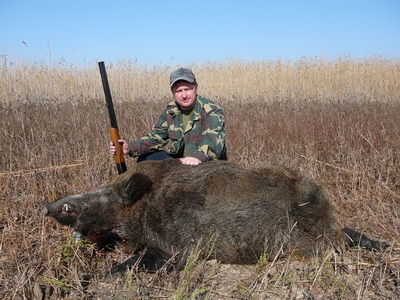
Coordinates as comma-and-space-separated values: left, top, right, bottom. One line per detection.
62, 204, 71, 212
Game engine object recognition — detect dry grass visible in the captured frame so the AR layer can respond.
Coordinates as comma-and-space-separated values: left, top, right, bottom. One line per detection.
0, 56, 399, 299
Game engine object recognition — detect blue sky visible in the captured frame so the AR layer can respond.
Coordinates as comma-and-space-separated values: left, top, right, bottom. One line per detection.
1, 0, 399, 66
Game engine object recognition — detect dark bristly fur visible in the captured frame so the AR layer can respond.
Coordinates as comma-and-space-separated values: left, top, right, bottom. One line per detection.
43, 159, 389, 278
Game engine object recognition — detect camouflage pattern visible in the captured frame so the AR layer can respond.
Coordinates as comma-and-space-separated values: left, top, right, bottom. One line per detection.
170, 68, 196, 87
127, 96, 227, 162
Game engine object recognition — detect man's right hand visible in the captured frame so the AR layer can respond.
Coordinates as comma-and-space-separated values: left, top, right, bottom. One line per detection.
110, 139, 129, 155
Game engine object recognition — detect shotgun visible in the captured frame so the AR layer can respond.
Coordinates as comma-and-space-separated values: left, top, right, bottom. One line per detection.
98, 61, 127, 174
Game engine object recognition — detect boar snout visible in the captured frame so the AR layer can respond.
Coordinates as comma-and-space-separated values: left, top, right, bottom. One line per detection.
42, 200, 80, 228
42, 202, 50, 216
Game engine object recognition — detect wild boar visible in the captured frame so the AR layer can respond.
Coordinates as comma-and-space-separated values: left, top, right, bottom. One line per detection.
43, 159, 388, 277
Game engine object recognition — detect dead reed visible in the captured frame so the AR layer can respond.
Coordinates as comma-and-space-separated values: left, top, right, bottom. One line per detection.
2, 55, 399, 105
0, 56, 399, 299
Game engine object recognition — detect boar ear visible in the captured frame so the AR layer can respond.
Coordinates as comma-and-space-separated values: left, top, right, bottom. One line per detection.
124, 173, 153, 205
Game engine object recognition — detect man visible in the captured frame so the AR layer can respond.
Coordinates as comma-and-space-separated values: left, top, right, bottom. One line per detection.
110, 68, 227, 165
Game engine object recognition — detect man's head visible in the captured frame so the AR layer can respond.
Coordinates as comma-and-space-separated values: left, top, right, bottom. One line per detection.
170, 68, 198, 111
170, 68, 197, 88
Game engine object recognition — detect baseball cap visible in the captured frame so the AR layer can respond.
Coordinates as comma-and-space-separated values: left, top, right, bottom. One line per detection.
170, 68, 196, 88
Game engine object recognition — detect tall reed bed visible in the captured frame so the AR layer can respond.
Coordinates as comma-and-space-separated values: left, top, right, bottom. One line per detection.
0, 56, 399, 299
2, 55, 399, 104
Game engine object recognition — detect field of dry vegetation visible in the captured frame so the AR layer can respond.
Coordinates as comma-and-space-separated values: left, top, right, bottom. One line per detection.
1, 55, 399, 299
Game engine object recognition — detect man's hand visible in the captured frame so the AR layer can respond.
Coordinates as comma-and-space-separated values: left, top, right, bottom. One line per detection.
179, 157, 202, 165
110, 139, 129, 155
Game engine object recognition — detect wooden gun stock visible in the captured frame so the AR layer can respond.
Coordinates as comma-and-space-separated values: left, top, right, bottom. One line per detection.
98, 61, 127, 174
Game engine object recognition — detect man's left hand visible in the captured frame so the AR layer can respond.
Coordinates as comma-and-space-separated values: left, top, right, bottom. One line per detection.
180, 157, 202, 165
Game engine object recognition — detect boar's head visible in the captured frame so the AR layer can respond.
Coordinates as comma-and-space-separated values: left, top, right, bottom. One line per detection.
43, 173, 153, 249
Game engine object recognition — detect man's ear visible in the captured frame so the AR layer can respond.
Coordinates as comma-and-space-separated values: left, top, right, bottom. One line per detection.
123, 173, 153, 205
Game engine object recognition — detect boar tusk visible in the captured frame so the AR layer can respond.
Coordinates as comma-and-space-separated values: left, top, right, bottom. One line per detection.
62, 204, 71, 212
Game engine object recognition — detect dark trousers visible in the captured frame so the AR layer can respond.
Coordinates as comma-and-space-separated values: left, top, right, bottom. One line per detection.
137, 151, 181, 163
137, 150, 228, 163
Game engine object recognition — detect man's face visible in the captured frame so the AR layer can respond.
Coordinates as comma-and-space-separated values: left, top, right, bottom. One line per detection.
172, 81, 197, 110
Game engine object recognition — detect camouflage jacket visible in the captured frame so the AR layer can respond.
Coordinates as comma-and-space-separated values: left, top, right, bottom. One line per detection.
127, 96, 227, 162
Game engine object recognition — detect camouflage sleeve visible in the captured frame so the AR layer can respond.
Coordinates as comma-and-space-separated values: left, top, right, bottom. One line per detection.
191, 106, 226, 162
127, 111, 169, 157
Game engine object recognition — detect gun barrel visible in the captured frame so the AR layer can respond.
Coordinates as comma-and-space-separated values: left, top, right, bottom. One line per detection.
98, 61, 119, 129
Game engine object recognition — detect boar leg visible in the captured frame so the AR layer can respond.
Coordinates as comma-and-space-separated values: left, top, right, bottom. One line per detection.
105, 248, 171, 278
342, 227, 390, 251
